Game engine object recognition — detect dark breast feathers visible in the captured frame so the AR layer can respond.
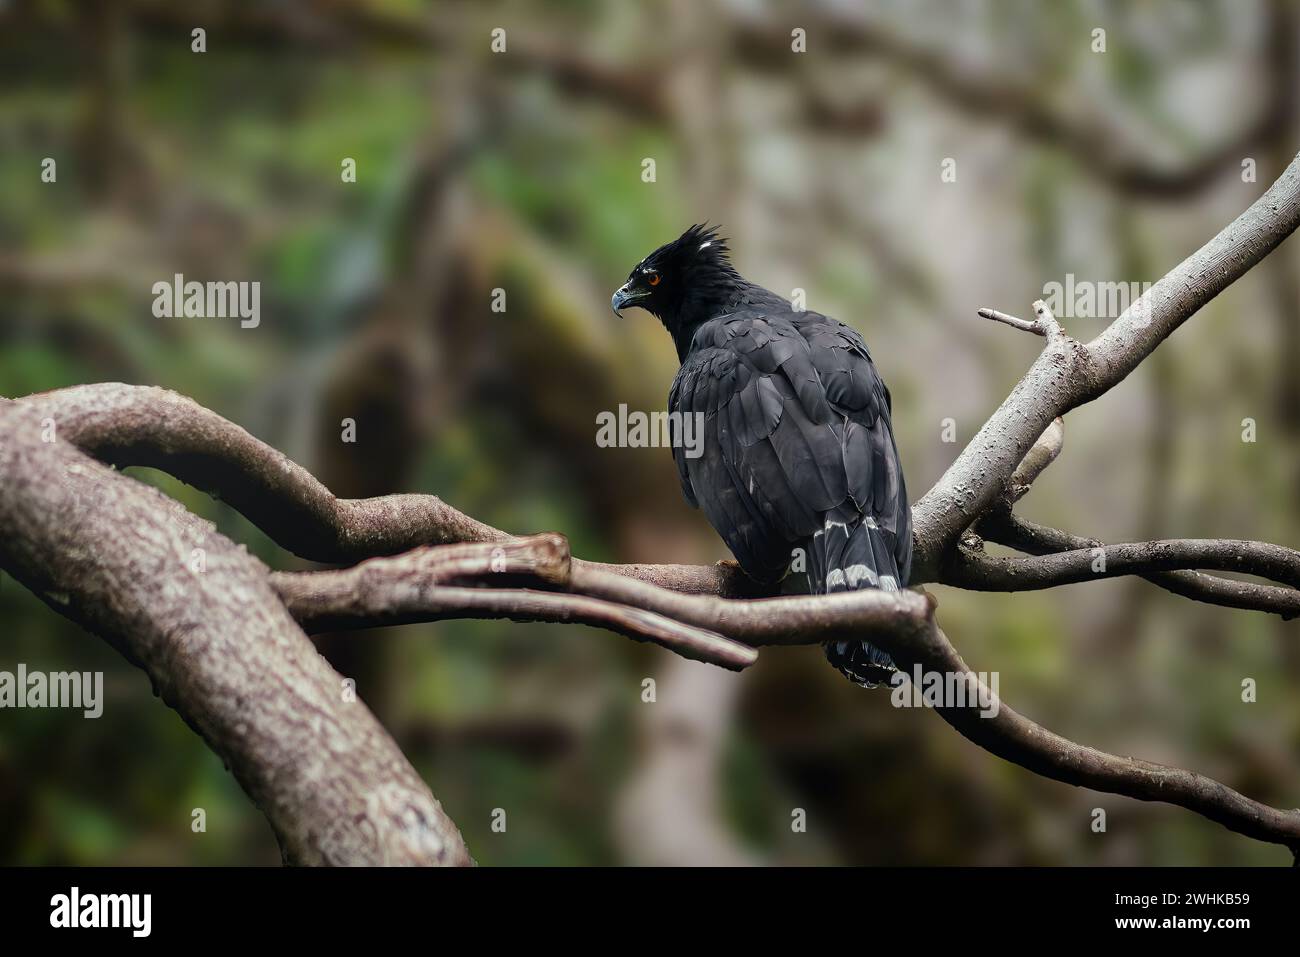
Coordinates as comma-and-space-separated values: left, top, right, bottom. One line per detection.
668, 307, 912, 588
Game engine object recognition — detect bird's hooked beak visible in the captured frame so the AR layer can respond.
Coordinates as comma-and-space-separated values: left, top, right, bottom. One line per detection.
611, 281, 647, 318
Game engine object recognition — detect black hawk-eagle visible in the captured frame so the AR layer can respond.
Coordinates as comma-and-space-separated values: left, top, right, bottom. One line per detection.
611, 225, 912, 686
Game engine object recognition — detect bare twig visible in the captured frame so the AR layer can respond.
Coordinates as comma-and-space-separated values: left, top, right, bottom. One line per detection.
978, 300, 1065, 339
978, 307, 1044, 336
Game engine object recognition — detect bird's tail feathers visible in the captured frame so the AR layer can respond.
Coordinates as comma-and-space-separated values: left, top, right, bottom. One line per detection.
808, 508, 902, 688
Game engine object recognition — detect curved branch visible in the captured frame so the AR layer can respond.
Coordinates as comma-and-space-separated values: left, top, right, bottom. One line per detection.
0, 399, 471, 865
944, 537, 1300, 592
871, 610, 1300, 851
22, 383, 507, 556
18, 383, 762, 598
981, 512, 1300, 619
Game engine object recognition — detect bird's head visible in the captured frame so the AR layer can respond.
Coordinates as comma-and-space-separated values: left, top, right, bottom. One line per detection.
611, 225, 742, 334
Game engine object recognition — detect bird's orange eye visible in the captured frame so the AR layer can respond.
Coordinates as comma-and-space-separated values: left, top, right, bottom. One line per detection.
648, 273, 661, 286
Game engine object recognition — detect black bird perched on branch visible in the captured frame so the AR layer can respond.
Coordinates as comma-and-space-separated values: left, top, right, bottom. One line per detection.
612, 225, 912, 686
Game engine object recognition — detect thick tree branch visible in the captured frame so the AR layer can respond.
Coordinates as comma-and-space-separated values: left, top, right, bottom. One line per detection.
0, 399, 470, 865
911, 151, 1300, 579
22, 383, 508, 556
19, 383, 761, 598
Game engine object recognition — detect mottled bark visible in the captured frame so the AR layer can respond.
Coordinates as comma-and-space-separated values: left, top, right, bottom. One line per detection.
0, 399, 470, 866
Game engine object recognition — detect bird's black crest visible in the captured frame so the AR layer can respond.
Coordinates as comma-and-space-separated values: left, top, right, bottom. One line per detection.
619, 224, 748, 355
641, 224, 739, 284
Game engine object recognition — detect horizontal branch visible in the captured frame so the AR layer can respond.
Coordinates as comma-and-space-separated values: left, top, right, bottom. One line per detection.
945, 536, 1300, 592
270, 536, 758, 671
980, 511, 1300, 619
567, 560, 928, 647
269, 533, 934, 665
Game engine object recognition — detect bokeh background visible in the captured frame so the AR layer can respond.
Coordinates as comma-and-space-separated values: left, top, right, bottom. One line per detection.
1, 0, 1298, 865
